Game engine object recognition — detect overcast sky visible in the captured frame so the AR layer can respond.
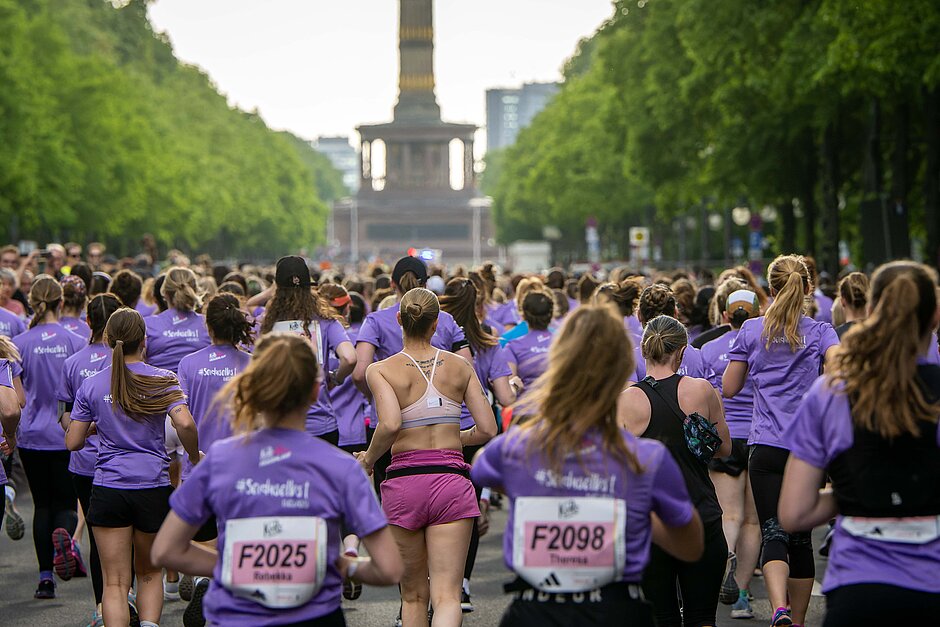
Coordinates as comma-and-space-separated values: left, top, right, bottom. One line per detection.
147, 0, 614, 145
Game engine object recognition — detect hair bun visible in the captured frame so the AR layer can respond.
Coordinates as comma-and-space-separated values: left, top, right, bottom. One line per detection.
406, 302, 423, 318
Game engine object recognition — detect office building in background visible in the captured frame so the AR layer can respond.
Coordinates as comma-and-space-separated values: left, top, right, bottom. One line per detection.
313, 136, 359, 193
485, 81, 559, 152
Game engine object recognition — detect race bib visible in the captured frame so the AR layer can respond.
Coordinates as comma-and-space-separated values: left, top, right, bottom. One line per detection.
221, 516, 327, 609
513, 496, 626, 592
273, 320, 325, 365
841, 515, 940, 545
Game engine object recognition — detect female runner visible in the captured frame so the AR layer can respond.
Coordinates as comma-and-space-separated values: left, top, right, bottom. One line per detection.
440, 276, 517, 611
110, 269, 154, 318
779, 261, 940, 626
0, 338, 22, 536
619, 315, 731, 627
59, 276, 91, 339
475, 305, 704, 627
260, 256, 355, 445
504, 291, 555, 390
153, 333, 403, 627
145, 267, 210, 373
57, 293, 122, 625
833, 272, 869, 338
356, 287, 497, 627
65, 307, 200, 627
722, 254, 839, 627
700, 285, 761, 618
633, 284, 712, 382
13, 275, 86, 598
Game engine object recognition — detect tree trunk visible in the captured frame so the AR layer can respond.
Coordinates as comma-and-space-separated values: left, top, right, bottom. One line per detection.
925, 87, 940, 268
802, 131, 818, 258
890, 101, 911, 258
819, 120, 841, 276
860, 99, 887, 265
780, 197, 796, 252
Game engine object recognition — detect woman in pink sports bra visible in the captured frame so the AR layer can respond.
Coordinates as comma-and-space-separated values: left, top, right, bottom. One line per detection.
357, 287, 497, 627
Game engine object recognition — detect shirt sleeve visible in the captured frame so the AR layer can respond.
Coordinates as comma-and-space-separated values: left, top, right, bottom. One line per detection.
470, 434, 505, 488
356, 314, 382, 349
649, 446, 696, 527
341, 457, 388, 537
177, 360, 191, 398
0, 360, 13, 389
10, 359, 22, 379
818, 324, 840, 359
169, 449, 214, 526
70, 380, 95, 423
727, 322, 751, 363
165, 375, 188, 414
488, 347, 513, 381
327, 320, 351, 356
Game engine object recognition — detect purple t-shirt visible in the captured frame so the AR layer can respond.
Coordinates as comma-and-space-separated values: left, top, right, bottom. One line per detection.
60, 316, 91, 340
505, 329, 553, 388
625, 316, 642, 342
471, 428, 695, 582
145, 308, 211, 373
631, 342, 713, 384
328, 323, 370, 447
700, 329, 754, 440
178, 344, 251, 479
269, 318, 350, 437
459, 343, 513, 430
728, 316, 839, 447
490, 301, 521, 329
0, 360, 15, 485
169, 428, 388, 625
135, 300, 157, 318
356, 303, 466, 361
13, 323, 85, 450
57, 343, 112, 476
71, 362, 186, 488
787, 377, 940, 594
814, 291, 833, 324
0, 307, 26, 338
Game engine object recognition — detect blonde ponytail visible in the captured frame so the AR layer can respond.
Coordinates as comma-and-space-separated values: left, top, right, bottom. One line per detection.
161, 267, 202, 313
763, 255, 811, 351
28, 275, 62, 328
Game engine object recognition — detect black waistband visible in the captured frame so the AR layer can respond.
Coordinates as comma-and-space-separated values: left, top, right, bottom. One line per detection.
384, 465, 470, 480
503, 577, 644, 601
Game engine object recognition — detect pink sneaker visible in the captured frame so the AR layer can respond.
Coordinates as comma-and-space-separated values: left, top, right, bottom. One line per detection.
52, 528, 86, 580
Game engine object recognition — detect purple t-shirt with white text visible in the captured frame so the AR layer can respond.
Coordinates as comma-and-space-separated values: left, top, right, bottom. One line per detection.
701, 329, 754, 440
145, 308, 211, 373
71, 362, 186, 488
57, 343, 112, 476
328, 322, 370, 447
0, 307, 26, 338
60, 316, 91, 341
13, 323, 85, 450
787, 377, 940, 593
504, 329, 553, 388
169, 428, 388, 626
135, 300, 157, 318
728, 316, 838, 447
490, 301, 521, 329
178, 344, 251, 479
471, 428, 695, 582
356, 303, 466, 361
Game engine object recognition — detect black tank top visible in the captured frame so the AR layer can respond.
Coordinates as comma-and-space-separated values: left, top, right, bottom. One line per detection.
637, 374, 723, 523
828, 364, 940, 517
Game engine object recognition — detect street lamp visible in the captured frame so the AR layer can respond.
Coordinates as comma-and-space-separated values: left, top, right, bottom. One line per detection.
732, 206, 751, 226
468, 196, 492, 267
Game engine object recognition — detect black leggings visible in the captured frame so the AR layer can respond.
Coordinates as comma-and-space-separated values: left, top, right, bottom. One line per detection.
749, 444, 814, 578
72, 473, 103, 605
642, 517, 728, 627
825, 584, 940, 626
18, 449, 77, 573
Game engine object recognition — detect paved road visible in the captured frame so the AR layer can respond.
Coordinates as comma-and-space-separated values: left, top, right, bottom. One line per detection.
1, 480, 827, 626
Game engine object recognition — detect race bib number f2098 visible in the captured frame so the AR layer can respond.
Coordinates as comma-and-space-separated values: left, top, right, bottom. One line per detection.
513, 496, 626, 593
221, 516, 327, 609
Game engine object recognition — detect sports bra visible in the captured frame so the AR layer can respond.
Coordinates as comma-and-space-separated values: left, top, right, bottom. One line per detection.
399, 349, 462, 429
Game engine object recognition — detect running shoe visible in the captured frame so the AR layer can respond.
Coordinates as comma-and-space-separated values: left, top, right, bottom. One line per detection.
3, 486, 24, 540
183, 577, 210, 627
730, 591, 754, 619
52, 527, 86, 580
720, 552, 739, 605
461, 590, 474, 613
179, 573, 194, 602
34, 578, 55, 599
84, 609, 104, 627
72, 541, 88, 577
164, 573, 181, 601
771, 607, 793, 626
343, 576, 362, 600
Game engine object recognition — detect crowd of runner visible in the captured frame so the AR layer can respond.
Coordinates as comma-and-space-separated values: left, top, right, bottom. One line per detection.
0, 241, 938, 627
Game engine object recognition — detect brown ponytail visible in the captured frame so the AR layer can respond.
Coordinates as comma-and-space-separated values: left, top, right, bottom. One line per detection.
28, 275, 63, 328
832, 262, 940, 438
763, 255, 811, 351
641, 315, 688, 365
105, 308, 184, 421
161, 267, 202, 313
440, 278, 497, 352
637, 284, 677, 324
594, 279, 643, 318
206, 294, 254, 347
838, 271, 869, 311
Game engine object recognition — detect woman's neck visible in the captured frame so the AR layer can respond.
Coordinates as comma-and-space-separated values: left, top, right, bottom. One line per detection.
843, 308, 864, 323
211, 339, 233, 347
62, 308, 81, 319
402, 336, 433, 354
269, 406, 308, 432
37, 313, 58, 325
646, 361, 678, 380
123, 351, 144, 365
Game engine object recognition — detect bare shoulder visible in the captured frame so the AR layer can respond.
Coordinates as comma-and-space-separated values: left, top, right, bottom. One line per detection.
680, 376, 716, 402
619, 385, 651, 413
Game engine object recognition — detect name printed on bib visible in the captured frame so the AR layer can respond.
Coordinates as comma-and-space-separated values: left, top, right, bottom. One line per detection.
841, 515, 940, 545
221, 516, 327, 609
513, 496, 626, 593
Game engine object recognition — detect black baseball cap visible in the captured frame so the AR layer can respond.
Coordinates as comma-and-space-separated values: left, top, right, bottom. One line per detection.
275, 255, 311, 288
392, 256, 428, 287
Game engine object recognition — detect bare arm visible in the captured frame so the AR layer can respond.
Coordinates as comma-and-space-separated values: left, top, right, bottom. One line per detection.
721, 360, 748, 398
616, 388, 651, 436
13, 377, 25, 408
707, 385, 732, 458
332, 340, 357, 386
455, 346, 472, 363
337, 526, 403, 586
779, 456, 837, 532
822, 344, 839, 374
151, 512, 217, 577
65, 419, 92, 452
0, 385, 20, 435
245, 284, 275, 309
461, 364, 498, 446
490, 375, 516, 407
651, 510, 704, 562
169, 405, 200, 465
359, 365, 401, 472
352, 342, 376, 399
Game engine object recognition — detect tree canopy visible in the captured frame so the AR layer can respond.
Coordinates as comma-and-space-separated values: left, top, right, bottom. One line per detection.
0, 0, 345, 259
